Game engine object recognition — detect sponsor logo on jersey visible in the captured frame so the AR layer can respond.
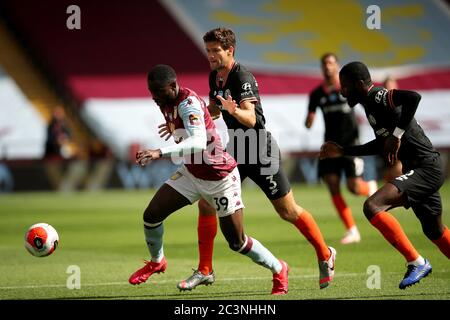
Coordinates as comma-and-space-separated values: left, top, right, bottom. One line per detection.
242, 82, 252, 91
241, 90, 254, 97
375, 89, 385, 103
224, 89, 231, 99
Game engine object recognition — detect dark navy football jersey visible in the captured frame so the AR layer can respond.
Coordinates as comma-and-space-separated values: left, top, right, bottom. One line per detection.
209, 63, 266, 131
363, 86, 439, 170
308, 83, 359, 146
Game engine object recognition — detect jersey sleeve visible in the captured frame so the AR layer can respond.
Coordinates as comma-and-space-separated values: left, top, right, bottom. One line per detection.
160, 96, 207, 157
232, 71, 259, 104
178, 96, 206, 135
307, 89, 320, 113
371, 87, 396, 109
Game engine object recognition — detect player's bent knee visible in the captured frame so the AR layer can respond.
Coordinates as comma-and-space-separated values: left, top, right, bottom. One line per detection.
363, 199, 377, 220
143, 204, 162, 224
276, 207, 291, 221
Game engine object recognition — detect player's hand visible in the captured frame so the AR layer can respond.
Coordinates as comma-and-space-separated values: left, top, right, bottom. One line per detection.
136, 149, 161, 166
158, 123, 172, 141
305, 112, 315, 129
384, 136, 401, 165
216, 95, 238, 115
319, 141, 344, 159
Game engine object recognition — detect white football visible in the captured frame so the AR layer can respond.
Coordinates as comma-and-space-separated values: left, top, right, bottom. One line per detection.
25, 223, 59, 257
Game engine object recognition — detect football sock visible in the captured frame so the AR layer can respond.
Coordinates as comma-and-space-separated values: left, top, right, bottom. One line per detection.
370, 211, 419, 262
332, 194, 356, 230
356, 180, 370, 196
197, 214, 217, 275
432, 226, 450, 259
294, 210, 330, 261
238, 235, 282, 274
408, 256, 426, 267
143, 222, 164, 263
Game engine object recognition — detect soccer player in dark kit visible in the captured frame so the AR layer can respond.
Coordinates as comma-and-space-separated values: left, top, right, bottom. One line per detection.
172, 28, 336, 291
320, 61, 450, 289
305, 53, 377, 244
128, 64, 289, 295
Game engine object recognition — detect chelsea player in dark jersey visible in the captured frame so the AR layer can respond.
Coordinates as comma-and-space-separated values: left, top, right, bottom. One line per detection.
320, 61, 450, 289
174, 27, 336, 292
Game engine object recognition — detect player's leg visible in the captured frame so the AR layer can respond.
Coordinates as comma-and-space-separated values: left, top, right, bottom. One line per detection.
249, 162, 336, 289
179, 167, 250, 291
218, 209, 289, 295
363, 175, 433, 289
321, 160, 360, 244
412, 193, 450, 259
345, 156, 377, 197
177, 198, 217, 291
129, 169, 199, 285
196, 199, 217, 275
203, 167, 289, 294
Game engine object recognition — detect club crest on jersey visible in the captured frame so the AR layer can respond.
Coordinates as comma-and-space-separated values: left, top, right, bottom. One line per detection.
368, 114, 377, 126
189, 114, 201, 126
242, 82, 252, 91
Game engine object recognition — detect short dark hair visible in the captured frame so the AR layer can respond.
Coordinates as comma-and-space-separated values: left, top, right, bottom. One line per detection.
203, 27, 236, 51
340, 61, 372, 84
320, 52, 338, 64
147, 64, 177, 86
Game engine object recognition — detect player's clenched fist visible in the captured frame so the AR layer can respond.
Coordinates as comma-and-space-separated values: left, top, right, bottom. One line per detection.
136, 149, 162, 166
319, 141, 344, 160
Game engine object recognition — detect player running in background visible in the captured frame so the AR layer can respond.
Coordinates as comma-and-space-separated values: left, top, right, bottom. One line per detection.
128, 64, 289, 295
305, 53, 377, 244
171, 27, 336, 291
320, 61, 450, 289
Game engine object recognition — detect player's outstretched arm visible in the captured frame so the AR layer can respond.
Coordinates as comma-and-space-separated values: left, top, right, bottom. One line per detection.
136, 149, 162, 166
342, 139, 381, 157
216, 95, 256, 128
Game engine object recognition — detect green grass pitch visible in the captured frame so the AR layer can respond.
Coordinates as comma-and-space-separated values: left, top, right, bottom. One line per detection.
0, 182, 449, 300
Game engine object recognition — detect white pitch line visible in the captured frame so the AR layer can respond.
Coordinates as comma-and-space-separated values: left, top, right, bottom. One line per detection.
0, 272, 363, 290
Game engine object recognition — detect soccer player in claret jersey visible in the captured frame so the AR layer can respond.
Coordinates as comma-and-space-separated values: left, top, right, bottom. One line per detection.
320, 61, 450, 289
128, 65, 289, 295
173, 27, 336, 291
305, 53, 377, 244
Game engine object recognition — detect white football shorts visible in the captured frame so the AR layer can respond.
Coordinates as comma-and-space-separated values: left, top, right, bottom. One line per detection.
165, 165, 244, 217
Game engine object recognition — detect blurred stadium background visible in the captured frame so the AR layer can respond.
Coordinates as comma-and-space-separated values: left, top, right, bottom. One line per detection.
0, 0, 449, 301
0, 0, 449, 192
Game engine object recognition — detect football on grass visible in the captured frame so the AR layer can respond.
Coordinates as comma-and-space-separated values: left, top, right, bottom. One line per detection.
25, 223, 59, 257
